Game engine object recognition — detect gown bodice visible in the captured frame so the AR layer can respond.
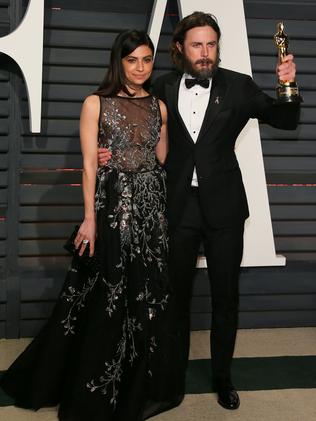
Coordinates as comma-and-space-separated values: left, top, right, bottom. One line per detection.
98, 95, 162, 173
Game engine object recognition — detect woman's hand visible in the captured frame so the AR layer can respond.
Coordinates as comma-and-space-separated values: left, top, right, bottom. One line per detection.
74, 218, 96, 257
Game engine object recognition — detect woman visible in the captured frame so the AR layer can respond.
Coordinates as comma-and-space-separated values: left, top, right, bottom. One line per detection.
1, 30, 182, 420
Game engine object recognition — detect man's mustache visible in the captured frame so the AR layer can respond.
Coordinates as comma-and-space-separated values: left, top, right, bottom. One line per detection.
195, 59, 213, 65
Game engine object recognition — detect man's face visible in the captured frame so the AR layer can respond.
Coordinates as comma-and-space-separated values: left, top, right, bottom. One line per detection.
177, 25, 219, 78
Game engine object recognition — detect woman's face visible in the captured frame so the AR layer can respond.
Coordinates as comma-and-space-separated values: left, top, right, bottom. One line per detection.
122, 45, 154, 89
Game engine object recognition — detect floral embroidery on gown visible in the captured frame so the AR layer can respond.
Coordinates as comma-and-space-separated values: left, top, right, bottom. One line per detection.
0, 95, 182, 420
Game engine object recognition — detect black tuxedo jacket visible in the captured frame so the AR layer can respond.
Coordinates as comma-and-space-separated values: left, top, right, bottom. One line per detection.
152, 68, 300, 230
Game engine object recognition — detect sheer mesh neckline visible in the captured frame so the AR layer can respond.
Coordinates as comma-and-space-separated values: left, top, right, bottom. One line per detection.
115, 95, 152, 100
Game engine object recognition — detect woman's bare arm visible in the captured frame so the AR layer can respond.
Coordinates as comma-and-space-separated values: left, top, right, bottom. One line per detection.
74, 94, 99, 256
156, 100, 168, 165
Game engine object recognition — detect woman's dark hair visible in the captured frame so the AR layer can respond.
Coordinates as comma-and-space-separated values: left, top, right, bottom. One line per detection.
95, 30, 155, 97
171, 11, 221, 71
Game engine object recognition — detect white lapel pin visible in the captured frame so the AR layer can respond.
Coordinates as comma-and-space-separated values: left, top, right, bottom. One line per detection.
215, 96, 220, 104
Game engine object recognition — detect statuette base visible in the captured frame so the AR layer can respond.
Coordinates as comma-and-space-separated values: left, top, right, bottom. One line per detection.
276, 81, 302, 103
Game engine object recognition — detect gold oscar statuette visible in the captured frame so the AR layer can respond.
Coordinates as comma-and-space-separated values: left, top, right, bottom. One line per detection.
273, 22, 301, 103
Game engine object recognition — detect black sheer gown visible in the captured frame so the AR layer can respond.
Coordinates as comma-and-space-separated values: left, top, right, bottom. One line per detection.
1, 95, 183, 420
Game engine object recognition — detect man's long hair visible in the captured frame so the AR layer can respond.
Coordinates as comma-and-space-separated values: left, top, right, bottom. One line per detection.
95, 30, 155, 97
170, 11, 221, 72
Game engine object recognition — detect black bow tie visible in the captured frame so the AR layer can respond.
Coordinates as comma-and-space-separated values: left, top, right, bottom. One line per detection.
185, 78, 210, 89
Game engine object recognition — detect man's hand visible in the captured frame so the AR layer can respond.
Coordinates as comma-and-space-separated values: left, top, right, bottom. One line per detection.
98, 147, 112, 166
277, 54, 296, 83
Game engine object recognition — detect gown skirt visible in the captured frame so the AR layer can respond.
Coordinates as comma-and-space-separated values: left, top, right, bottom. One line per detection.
0, 95, 184, 420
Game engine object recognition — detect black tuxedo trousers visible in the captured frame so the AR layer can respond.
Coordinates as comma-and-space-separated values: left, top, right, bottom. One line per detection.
168, 187, 244, 385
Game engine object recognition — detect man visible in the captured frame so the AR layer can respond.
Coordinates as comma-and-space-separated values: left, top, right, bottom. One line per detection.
99, 12, 300, 411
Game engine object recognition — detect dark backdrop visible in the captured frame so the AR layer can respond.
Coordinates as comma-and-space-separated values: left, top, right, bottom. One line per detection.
0, 0, 315, 338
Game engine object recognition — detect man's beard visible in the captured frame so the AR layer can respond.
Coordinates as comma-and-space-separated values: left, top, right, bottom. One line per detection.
182, 53, 219, 79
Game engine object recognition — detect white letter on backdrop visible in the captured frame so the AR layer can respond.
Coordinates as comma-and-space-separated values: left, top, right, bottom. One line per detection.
0, 0, 44, 133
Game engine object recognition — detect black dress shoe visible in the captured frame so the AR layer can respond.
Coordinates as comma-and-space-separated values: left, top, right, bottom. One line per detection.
216, 383, 240, 410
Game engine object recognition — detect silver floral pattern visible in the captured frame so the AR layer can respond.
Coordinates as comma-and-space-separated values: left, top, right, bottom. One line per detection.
61, 272, 101, 335
86, 311, 142, 407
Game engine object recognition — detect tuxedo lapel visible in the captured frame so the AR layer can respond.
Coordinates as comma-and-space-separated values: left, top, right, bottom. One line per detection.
196, 70, 228, 143
165, 73, 195, 146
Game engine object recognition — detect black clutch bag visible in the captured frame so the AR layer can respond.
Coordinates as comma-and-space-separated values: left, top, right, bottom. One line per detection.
64, 225, 99, 270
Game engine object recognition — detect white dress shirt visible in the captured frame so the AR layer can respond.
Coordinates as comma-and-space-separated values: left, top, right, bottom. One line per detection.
178, 73, 212, 186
